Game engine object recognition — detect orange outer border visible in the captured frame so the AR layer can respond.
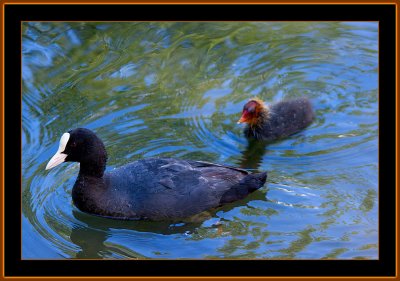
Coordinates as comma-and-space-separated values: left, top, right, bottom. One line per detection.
1, 1, 398, 280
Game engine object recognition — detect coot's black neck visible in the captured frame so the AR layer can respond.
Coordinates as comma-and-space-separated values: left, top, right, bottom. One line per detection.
78, 159, 106, 178
78, 138, 108, 178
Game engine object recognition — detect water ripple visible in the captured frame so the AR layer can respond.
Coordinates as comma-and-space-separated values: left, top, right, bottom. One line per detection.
22, 22, 378, 259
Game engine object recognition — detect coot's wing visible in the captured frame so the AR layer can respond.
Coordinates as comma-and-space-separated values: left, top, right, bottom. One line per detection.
105, 158, 262, 220
186, 160, 249, 174
149, 159, 256, 218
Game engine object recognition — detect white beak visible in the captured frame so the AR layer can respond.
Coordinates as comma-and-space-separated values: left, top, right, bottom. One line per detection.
45, 133, 70, 170
45, 152, 68, 170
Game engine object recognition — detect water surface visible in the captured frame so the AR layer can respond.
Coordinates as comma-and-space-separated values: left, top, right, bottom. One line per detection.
22, 22, 378, 259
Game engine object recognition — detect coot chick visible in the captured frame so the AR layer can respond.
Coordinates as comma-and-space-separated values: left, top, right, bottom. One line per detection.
46, 128, 267, 221
237, 97, 314, 141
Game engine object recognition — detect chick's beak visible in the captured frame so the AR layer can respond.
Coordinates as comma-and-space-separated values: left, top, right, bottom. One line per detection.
237, 116, 246, 124
237, 111, 249, 124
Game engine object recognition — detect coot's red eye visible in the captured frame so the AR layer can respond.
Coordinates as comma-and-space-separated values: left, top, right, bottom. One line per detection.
70, 142, 77, 148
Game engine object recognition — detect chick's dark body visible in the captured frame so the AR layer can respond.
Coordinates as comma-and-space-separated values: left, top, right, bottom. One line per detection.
244, 98, 314, 141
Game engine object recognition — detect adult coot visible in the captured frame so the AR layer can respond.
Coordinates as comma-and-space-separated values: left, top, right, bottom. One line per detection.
46, 128, 267, 221
237, 97, 314, 141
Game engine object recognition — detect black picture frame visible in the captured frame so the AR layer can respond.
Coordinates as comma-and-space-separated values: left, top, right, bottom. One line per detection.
3, 2, 396, 279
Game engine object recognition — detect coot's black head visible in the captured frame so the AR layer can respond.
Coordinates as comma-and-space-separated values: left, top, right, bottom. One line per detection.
46, 128, 107, 173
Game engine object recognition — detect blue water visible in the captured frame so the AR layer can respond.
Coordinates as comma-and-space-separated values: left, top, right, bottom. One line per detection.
22, 22, 378, 259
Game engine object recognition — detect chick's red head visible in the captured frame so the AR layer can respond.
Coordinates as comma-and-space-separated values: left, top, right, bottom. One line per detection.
237, 98, 266, 125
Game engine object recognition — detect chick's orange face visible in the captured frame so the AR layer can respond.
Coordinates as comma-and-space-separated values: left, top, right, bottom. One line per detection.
237, 100, 260, 124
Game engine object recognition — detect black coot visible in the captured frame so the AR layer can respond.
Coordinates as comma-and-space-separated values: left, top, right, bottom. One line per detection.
237, 97, 314, 141
46, 128, 267, 221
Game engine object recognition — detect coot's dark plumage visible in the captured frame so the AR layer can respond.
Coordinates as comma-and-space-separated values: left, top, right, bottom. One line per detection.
237, 97, 314, 141
46, 128, 267, 221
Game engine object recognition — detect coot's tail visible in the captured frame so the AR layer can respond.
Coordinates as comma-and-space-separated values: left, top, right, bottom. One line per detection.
220, 171, 267, 204
245, 171, 267, 192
